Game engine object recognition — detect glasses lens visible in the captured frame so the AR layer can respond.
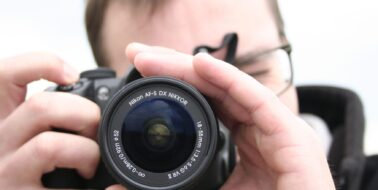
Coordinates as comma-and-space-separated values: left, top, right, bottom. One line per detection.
238, 48, 293, 95
122, 98, 196, 173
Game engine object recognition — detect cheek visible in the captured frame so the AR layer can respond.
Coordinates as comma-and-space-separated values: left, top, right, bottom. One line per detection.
278, 86, 299, 114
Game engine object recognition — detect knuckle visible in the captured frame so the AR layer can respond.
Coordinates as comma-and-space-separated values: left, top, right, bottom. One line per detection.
26, 93, 51, 114
31, 52, 65, 75
33, 132, 57, 162
39, 54, 65, 74
34, 52, 64, 65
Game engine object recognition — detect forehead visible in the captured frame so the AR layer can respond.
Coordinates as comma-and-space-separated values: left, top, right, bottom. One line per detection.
101, 0, 280, 69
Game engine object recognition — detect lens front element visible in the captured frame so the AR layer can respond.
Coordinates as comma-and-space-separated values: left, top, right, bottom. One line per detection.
122, 98, 196, 173
145, 118, 172, 150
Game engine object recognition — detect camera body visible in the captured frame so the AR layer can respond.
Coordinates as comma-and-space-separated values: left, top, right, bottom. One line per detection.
44, 68, 235, 190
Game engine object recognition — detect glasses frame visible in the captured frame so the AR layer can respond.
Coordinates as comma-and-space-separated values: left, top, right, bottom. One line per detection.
251, 44, 294, 96
227, 43, 294, 96
193, 33, 294, 96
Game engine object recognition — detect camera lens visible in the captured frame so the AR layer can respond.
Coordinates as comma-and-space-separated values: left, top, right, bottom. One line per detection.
122, 98, 196, 172
145, 118, 172, 150
99, 77, 218, 189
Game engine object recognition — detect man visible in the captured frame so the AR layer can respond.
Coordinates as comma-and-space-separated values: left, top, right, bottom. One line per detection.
0, 0, 339, 189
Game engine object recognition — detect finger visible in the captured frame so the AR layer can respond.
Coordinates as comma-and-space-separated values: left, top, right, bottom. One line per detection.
133, 52, 226, 99
0, 53, 79, 118
5, 131, 99, 184
0, 92, 100, 154
125, 42, 177, 63
0, 52, 79, 87
193, 53, 298, 135
126, 43, 246, 105
193, 54, 332, 172
106, 184, 128, 190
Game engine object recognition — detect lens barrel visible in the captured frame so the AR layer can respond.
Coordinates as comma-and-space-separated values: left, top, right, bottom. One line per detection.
99, 77, 218, 190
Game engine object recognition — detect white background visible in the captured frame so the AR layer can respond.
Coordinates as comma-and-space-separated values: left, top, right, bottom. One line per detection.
0, 0, 377, 154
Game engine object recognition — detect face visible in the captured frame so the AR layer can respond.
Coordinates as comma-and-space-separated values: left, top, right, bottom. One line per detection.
101, 0, 298, 113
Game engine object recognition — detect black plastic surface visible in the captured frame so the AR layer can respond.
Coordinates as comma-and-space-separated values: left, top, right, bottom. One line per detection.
80, 68, 116, 79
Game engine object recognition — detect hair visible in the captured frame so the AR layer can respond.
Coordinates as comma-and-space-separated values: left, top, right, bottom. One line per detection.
85, 0, 288, 67
85, 0, 109, 67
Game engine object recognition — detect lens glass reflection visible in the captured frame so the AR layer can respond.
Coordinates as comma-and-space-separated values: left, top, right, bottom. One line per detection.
122, 98, 196, 172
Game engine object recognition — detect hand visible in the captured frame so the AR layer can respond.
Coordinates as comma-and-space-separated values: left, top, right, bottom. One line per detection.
124, 43, 335, 190
0, 53, 101, 189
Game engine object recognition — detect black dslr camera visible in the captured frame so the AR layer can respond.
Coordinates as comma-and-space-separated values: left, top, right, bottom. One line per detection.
44, 68, 235, 190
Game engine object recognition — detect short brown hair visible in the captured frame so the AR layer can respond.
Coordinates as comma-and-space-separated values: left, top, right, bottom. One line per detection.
85, 0, 109, 67
85, 0, 288, 67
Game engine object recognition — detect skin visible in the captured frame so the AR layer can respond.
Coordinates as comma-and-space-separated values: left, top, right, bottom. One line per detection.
0, 0, 335, 189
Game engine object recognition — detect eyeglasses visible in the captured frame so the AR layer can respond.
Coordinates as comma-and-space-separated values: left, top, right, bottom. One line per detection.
234, 44, 293, 95
193, 33, 293, 96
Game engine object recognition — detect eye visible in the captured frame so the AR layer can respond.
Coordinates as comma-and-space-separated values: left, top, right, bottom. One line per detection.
237, 49, 293, 94
238, 57, 274, 79
232, 44, 293, 95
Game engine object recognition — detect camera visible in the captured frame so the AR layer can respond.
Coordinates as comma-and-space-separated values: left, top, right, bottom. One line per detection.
43, 68, 235, 190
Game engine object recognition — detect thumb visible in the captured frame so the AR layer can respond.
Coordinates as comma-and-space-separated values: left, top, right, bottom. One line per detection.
106, 184, 128, 190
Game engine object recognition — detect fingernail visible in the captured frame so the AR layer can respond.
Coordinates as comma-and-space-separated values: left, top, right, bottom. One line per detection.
129, 42, 151, 50
126, 43, 151, 63
196, 52, 216, 61
63, 64, 79, 82
198, 52, 211, 57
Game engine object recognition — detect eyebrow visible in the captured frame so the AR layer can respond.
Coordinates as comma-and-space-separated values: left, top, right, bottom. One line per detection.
233, 44, 291, 67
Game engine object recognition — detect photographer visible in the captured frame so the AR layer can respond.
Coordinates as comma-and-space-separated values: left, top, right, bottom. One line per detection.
0, 0, 343, 189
